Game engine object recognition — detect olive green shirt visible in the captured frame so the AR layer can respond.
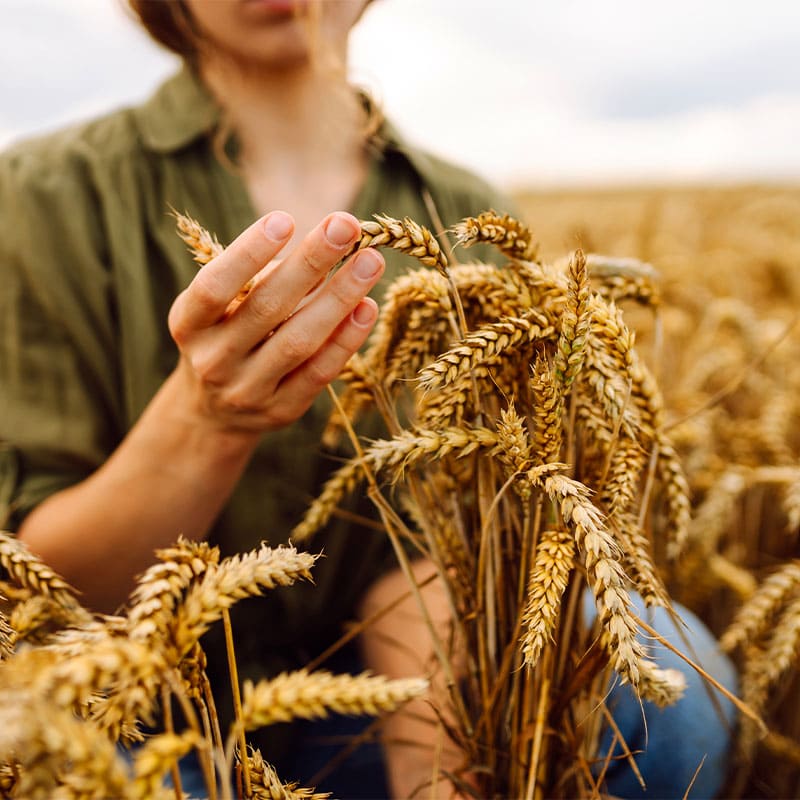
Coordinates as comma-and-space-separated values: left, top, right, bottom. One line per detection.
0, 66, 507, 755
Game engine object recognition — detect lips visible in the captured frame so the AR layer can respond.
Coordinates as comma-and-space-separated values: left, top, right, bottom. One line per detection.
241, 0, 309, 15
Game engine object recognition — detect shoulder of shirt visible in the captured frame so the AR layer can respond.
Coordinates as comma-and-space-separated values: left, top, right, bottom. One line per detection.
0, 106, 149, 182
0, 65, 214, 185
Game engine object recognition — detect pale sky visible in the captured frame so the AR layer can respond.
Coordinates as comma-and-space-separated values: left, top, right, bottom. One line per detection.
2, 0, 799, 189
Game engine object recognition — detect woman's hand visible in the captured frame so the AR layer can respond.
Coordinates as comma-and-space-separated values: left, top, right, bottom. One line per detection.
168, 210, 383, 435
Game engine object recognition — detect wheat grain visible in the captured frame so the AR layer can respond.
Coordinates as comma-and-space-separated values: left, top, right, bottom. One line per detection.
493, 405, 533, 479
0, 693, 129, 800
453, 210, 538, 261
243, 747, 330, 800
349, 214, 449, 275
740, 592, 800, 718
0, 532, 88, 621
541, 475, 641, 679
520, 529, 575, 667
128, 536, 219, 643
418, 313, 554, 390
131, 731, 200, 800
241, 670, 428, 729
530, 356, 563, 467
611, 516, 670, 607
0, 607, 12, 660
553, 250, 591, 390
655, 436, 692, 560
720, 561, 800, 652
366, 426, 500, 483
173, 209, 224, 265
173, 545, 317, 656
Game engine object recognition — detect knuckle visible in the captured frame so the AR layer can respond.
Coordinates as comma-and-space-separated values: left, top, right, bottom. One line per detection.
191, 270, 226, 312
219, 386, 263, 416
300, 247, 330, 280
264, 400, 311, 431
305, 358, 340, 388
168, 298, 189, 344
281, 332, 316, 365
190, 350, 226, 386
328, 279, 360, 311
244, 290, 283, 326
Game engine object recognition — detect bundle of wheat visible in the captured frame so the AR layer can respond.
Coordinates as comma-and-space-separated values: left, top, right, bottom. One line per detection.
282, 210, 713, 798
0, 533, 425, 800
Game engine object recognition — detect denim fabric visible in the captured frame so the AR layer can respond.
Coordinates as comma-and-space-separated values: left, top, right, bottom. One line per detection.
585, 594, 739, 800
167, 597, 737, 800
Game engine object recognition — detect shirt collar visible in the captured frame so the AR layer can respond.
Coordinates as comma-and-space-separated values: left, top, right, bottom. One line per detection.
133, 65, 221, 154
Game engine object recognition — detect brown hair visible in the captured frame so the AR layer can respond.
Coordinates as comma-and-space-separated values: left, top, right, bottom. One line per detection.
126, 1, 200, 61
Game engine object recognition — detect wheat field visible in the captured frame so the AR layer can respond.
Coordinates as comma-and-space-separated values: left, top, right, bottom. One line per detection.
516, 184, 800, 797
1, 187, 800, 799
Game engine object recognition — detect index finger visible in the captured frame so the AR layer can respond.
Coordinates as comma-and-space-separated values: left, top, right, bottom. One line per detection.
172, 211, 295, 332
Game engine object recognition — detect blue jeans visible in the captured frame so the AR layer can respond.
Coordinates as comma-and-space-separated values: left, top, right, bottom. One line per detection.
585, 593, 738, 800
170, 598, 737, 799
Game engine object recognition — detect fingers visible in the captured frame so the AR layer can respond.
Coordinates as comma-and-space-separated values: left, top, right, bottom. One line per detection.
228, 247, 384, 400
258, 248, 384, 373
166, 209, 382, 435
267, 298, 379, 424
222, 212, 362, 350
169, 211, 295, 336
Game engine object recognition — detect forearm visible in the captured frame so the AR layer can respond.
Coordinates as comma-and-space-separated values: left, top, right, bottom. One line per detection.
359, 561, 464, 799
17, 369, 259, 612
18, 210, 381, 613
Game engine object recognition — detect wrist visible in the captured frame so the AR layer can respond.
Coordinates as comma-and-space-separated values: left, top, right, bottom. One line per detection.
142, 369, 263, 469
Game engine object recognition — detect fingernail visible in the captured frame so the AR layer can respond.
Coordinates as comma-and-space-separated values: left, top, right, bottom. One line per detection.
325, 213, 359, 246
351, 298, 377, 327
264, 211, 293, 241
352, 249, 383, 280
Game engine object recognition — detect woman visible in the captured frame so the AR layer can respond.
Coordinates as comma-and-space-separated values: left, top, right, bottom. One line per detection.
0, 2, 737, 798
0, 1, 505, 796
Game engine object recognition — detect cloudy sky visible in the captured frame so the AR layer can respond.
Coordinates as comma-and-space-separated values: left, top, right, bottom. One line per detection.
2, 0, 799, 189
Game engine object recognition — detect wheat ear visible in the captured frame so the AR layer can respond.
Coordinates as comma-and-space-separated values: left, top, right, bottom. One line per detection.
0, 607, 13, 660
0, 532, 89, 620
173, 545, 317, 657
418, 312, 555, 390
553, 250, 592, 390
173, 209, 224, 265
131, 731, 201, 800
0, 694, 130, 800
520, 529, 575, 667
241, 670, 428, 729
720, 561, 800, 652
243, 746, 331, 800
453, 210, 538, 261
349, 214, 449, 275
127, 536, 220, 643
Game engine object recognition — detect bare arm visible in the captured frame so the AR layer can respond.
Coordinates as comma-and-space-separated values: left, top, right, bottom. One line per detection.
359, 561, 468, 799
18, 211, 384, 612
